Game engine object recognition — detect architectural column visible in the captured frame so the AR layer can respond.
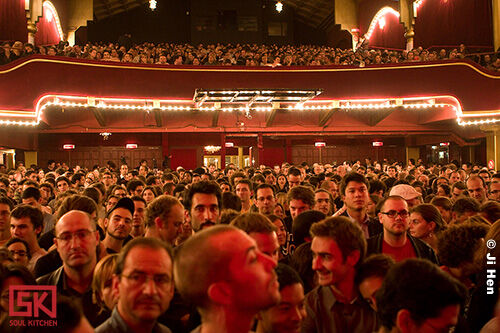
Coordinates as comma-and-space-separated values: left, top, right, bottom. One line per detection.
27, 22, 37, 45
238, 147, 244, 169
399, 0, 416, 51
257, 133, 264, 167
220, 133, 226, 170
24, 151, 37, 167
285, 139, 292, 164
484, 127, 500, 170
494, 0, 500, 52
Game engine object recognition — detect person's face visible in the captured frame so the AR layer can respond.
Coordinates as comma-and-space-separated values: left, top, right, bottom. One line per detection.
265, 174, 276, 185
0, 203, 11, 233
408, 304, 460, 333
343, 181, 369, 212
409, 212, 434, 239
106, 197, 119, 212
114, 188, 127, 198
249, 231, 280, 263
10, 217, 39, 244
289, 199, 310, 220
101, 275, 117, 311
220, 183, 230, 193
467, 178, 487, 203
106, 208, 133, 240
235, 183, 252, 202
274, 205, 285, 220
258, 283, 306, 333
132, 200, 146, 234
449, 172, 461, 183
288, 174, 301, 188
387, 168, 396, 178
436, 186, 447, 197
55, 212, 98, 269
480, 172, 491, 183
256, 188, 276, 215
219, 230, 280, 310
160, 204, 184, 245
102, 174, 113, 186
22, 197, 39, 207
114, 246, 174, 325
142, 189, 155, 203
311, 236, 357, 287
189, 193, 220, 231
378, 198, 410, 237
57, 180, 69, 193
120, 165, 128, 175
314, 192, 331, 215
451, 187, 465, 202
8, 242, 29, 266
272, 218, 287, 246
277, 175, 287, 187
489, 182, 500, 201
358, 276, 384, 311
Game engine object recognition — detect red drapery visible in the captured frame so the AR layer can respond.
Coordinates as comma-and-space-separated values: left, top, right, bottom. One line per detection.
35, 5, 61, 46
0, 0, 28, 42
358, 0, 398, 35
414, 0, 493, 49
367, 12, 406, 50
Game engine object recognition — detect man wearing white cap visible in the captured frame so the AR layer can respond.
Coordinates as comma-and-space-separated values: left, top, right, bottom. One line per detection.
389, 184, 422, 208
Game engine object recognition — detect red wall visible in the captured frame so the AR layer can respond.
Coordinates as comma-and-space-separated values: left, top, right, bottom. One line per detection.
170, 148, 197, 170
367, 11, 406, 50
358, 0, 398, 35
0, 0, 28, 42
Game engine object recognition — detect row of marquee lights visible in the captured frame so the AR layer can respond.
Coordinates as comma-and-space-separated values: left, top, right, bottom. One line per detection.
0, 94, 498, 127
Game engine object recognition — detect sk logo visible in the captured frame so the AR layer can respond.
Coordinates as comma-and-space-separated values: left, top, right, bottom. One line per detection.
9, 285, 57, 318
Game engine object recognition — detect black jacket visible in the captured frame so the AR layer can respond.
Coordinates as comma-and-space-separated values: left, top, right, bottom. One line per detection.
366, 233, 439, 264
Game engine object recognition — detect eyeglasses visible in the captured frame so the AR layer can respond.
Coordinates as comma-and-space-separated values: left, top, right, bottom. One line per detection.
380, 210, 409, 218
122, 272, 171, 287
56, 229, 95, 243
9, 250, 27, 257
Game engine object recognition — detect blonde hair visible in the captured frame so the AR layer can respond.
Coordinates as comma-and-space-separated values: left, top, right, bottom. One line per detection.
92, 254, 118, 311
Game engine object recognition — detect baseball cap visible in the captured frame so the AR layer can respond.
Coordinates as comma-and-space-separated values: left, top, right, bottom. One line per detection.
389, 184, 421, 200
106, 197, 134, 218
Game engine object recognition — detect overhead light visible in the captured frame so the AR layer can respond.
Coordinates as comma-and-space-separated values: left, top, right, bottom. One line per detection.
149, 0, 157, 10
126, 144, 138, 149
315, 142, 326, 147
276, 1, 283, 12
440, 142, 450, 146
372, 141, 383, 147
205, 145, 221, 153
225, 142, 234, 148
63, 144, 75, 150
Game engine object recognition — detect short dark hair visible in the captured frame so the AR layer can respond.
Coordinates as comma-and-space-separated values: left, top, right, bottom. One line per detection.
5, 237, 31, 259
255, 183, 275, 196
130, 195, 146, 206
126, 179, 145, 194
340, 172, 369, 196
115, 237, 173, 276
452, 197, 480, 214
230, 213, 277, 234
55, 176, 70, 186
275, 263, 303, 291
10, 204, 44, 231
355, 254, 395, 286
236, 179, 253, 192
145, 195, 182, 228
310, 216, 366, 268
376, 259, 466, 330
221, 192, 242, 211
183, 181, 222, 211
0, 196, 14, 210
292, 210, 326, 247
287, 185, 315, 207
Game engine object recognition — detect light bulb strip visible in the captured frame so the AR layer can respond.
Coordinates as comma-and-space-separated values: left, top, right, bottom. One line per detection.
43, 1, 64, 42
364, 7, 400, 41
457, 118, 500, 126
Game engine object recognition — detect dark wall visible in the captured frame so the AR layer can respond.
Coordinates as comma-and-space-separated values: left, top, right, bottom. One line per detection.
87, 0, 190, 43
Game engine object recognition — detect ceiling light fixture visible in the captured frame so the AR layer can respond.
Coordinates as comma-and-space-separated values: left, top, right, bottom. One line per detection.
276, 1, 283, 13
149, 0, 157, 10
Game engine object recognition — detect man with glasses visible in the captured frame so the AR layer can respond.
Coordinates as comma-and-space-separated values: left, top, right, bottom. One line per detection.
255, 184, 277, 215
37, 210, 102, 326
96, 237, 174, 333
367, 196, 438, 263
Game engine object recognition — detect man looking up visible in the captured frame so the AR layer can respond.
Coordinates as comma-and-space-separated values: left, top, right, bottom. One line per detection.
255, 184, 277, 215
367, 196, 438, 263
144, 195, 184, 246
302, 216, 378, 333
102, 197, 134, 253
174, 225, 280, 333
183, 181, 222, 232
96, 238, 174, 333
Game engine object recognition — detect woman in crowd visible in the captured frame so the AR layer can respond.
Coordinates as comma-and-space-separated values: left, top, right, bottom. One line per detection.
409, 203, 445, 251
141, 185, 157, 205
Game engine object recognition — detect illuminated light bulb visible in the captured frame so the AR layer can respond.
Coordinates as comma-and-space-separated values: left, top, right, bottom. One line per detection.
276, 1, 283, 13
149, 0, 157, 10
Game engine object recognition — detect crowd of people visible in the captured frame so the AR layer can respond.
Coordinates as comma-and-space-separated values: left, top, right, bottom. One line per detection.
1, 39, 499, 71
0, 157, 499, 332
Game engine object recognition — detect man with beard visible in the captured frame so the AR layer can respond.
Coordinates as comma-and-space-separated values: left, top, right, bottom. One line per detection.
102, 197, 134, 253
37, 210, 102, 326
184, 181, 222, 232
174, 225, 280, 333
302, 216, 378, 333
367, 196, 438, 263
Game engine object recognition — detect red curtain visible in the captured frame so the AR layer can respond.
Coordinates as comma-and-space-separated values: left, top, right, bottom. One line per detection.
368, 13, 406, 50
358, 0, 398, 35
0, 0, 28, 42
35, 6, 61, 46
414, 0, 493, 49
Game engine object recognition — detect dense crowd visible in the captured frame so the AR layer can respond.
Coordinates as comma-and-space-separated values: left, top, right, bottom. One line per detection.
0, 157, 499, 332
1, 39, 499, 71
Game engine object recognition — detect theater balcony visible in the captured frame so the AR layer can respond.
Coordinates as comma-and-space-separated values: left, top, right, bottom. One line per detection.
0, 56, 499, 169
